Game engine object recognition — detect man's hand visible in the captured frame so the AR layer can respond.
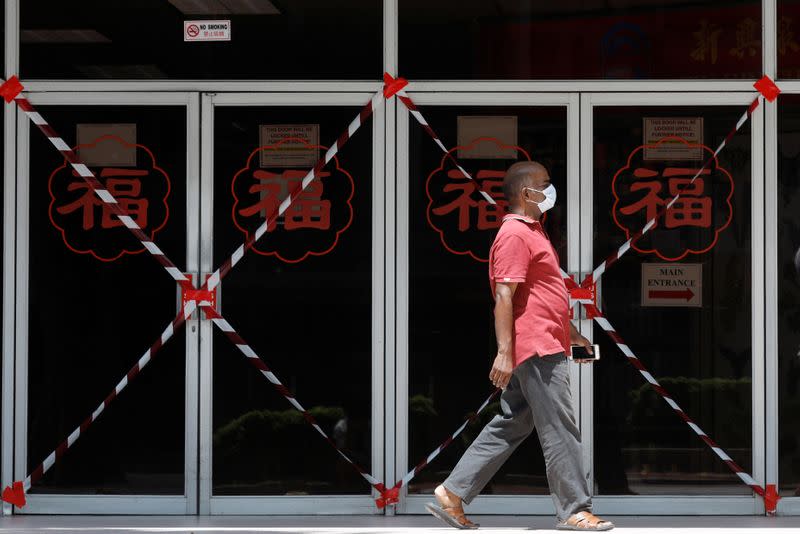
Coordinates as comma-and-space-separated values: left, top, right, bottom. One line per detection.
569, 322, 595, 364
489, 352, 514, 389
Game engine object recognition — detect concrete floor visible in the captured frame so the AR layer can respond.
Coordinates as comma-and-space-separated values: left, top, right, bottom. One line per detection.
0, 515, 796, 534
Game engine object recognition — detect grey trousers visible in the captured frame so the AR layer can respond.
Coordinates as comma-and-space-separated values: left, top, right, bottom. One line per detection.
443, 353, 592, 522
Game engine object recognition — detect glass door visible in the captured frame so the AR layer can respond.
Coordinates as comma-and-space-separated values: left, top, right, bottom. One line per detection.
13, 92, 200, 514
581, 92, 765, 515
199, 93, 385, 514
394, 93, 581, 514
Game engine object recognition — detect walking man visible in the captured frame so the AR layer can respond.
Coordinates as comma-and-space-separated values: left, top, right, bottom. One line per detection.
426, 161, 614, 531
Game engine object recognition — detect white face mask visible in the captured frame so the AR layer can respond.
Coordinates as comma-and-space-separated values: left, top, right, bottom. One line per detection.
524, 184, 557, 213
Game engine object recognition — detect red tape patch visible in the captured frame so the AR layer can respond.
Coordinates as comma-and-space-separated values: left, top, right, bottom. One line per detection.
0, 76, 24, 104
181, 275, 217, 317
570, 287, 593, 301
754, 75, 781, 103
1, 481, 26, 508
568, 275, 598, 319
185, 289, 214, 303
765, 484, 781, 515
375, 483, 400, 509
383, 72, 409, 99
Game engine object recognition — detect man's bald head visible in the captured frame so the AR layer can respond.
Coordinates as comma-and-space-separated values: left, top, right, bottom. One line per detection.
502, 161, 549, 205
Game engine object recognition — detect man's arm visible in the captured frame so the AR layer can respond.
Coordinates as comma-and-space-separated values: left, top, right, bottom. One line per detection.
490, 282, 516, 389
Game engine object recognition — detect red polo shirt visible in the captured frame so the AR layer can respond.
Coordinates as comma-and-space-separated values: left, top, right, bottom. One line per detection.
489, 214, 571, 367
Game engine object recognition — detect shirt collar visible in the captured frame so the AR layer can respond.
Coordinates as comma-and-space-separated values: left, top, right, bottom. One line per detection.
503, 214, 540, 225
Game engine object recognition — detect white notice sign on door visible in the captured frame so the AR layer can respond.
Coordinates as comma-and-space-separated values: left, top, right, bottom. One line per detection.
643, 117, 703, 161
259, 124, 320, 168
641, 263, 702, 307
184, 20, 231, 42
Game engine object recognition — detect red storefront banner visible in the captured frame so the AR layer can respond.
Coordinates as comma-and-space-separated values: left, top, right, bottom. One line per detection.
478, 4, 800, 79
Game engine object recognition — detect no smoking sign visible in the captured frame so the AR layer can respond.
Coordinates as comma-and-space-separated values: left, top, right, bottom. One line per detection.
184, 20, 231, 42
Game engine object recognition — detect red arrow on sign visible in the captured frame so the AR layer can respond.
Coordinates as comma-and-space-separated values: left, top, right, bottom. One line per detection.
648, 288, 694, 301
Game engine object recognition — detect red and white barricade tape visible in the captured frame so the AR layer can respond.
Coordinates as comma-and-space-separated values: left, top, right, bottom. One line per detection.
0, 74, 409, 508
381, 388, 501, 506
203, 302, 500, 508
202, 306, 384, 487
563, 275, 780, 513
0, 302, 197, 508
582, 75, 780, 290
0, 76, 192, 289
564, 75, 782, 512
194, 77, 414, 510
391, 76, 493, 205
4, 72, 780, 512
393, 79, 782, 511
196, 77, 509, 508
201, 75, 409, 294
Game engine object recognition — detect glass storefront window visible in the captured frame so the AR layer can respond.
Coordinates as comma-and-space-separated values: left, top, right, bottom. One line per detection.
211, 106, 374, 495
592, 106, 753, 495
27, 107, 188, 494
777, 95, 800, 497
406, 106, 568, 496
778, 1, 800, 78
400, 1, 761, 80
20, 1, 381, 79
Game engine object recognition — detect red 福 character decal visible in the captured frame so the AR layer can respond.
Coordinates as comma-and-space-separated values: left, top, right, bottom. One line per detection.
433, 170, 507, 231
48, 136, 171, 262
620, 168, 713, 230
612, 137, 734, 261
57, 170, 150, 230
239, 170, 332, 232
231, 137, 354, 264
426, 138, 530, 262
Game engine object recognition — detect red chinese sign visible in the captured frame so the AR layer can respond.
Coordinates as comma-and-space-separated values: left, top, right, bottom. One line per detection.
426, 137, 531, 262
231, 137, 354, 263
476, 4, 800, 78
612, 137, 734, 261
48, 136, 171, 262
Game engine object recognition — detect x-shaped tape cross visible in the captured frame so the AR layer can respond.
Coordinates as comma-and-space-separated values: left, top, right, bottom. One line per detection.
0, 74, 399, 508
560, 74, 782, 515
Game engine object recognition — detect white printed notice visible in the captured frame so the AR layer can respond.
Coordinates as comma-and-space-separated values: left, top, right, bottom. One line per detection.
184, 20, 231, 42
643, 117, 703, 161
259, 124, 320, 168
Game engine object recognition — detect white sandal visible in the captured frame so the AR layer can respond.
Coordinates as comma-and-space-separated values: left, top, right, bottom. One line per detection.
557, 511, 614, 531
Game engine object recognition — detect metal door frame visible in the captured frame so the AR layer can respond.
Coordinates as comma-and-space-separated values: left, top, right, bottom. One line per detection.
769, 80, 800, 516
198, 92, 386, 515
580, 92, 766, 515
393, 92, 580, 515
9, 91, 201, 514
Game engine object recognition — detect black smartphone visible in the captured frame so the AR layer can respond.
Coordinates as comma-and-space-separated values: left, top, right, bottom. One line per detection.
569, 344, 600, 362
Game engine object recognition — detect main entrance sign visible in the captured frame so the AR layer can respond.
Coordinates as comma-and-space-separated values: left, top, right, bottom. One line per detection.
641, 262, 703, 307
